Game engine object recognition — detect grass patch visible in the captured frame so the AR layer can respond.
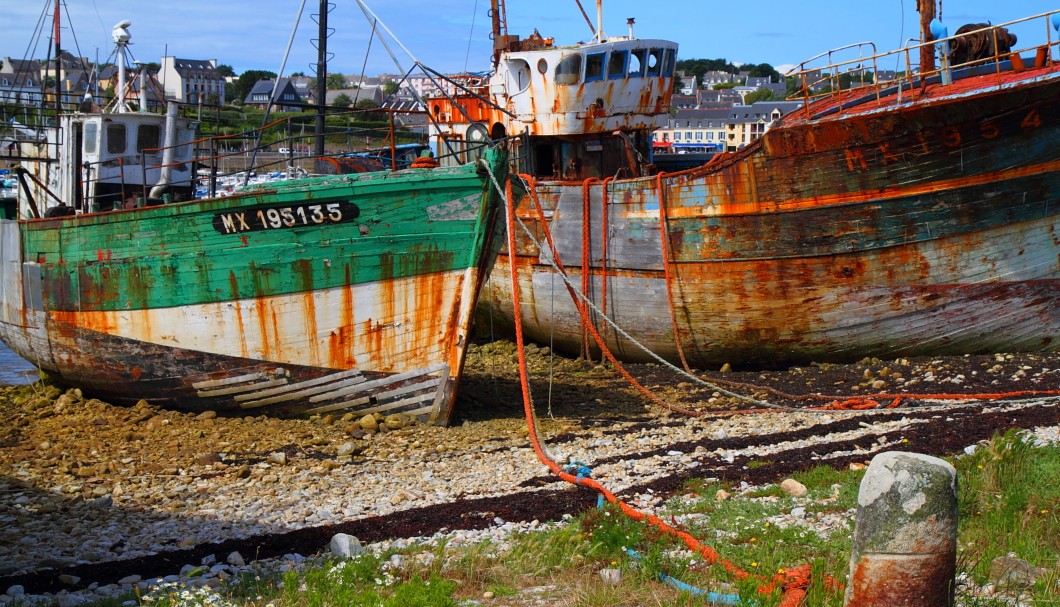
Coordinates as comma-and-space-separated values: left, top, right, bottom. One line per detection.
955, 430, 1060, 597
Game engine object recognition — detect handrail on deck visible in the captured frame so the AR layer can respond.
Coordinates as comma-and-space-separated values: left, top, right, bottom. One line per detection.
786, 10, 1060, 116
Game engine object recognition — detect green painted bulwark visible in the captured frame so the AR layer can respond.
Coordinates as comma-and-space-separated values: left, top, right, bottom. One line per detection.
23, 165, 492, 312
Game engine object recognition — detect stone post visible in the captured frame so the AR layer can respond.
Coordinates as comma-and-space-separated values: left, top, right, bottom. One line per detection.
844, 451, 957, 607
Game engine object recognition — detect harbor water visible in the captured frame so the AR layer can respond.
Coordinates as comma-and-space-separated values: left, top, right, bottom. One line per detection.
0, 341, 39, 385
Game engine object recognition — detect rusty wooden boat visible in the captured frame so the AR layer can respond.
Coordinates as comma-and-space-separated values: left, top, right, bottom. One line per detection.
0, 13, 509, 423
429, 2, 1060, 367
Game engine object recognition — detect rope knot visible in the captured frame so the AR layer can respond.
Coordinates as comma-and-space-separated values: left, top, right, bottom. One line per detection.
564, 461, 593, 482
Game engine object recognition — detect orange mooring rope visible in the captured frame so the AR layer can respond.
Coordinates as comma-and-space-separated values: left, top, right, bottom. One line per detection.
599, 177, 614, 318
519, 175, 704, 417
501, 171, 1060, 603
704, 372, 1060, 411
655, 172, 694, 373
579, 177, 604, 363
503, 177, 813, 606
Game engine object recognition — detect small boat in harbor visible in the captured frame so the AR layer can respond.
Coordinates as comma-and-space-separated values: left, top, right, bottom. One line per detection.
430, 2, 1060, 367
0, 12, 510, 423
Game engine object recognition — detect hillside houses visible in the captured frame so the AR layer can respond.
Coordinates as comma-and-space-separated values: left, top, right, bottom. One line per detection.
0, 58, 42, 105
654, 101, 801, 153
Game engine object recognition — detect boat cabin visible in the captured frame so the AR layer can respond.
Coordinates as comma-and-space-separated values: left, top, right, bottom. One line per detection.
44, 110, 198, 214
428, 37, 678, 180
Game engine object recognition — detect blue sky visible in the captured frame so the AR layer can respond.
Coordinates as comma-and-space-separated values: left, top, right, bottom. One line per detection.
8, 1, 1057, 77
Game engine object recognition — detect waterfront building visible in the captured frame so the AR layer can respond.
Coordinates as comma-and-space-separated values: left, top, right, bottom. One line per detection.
160, 57, 226, 106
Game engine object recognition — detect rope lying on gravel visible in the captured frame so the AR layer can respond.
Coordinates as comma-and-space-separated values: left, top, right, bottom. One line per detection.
494, 168, 814, 607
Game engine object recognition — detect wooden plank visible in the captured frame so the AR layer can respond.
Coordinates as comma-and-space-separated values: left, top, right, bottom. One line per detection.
234, 368, 364, 402
305, 391, 437, 416
239, 375, 367, 409
307, 362, 447, 403
193, 371, 274, 390
197, 378, 288, 397
373, 376, 443, 401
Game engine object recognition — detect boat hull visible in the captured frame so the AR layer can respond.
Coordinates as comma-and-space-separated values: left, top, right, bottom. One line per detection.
0, 154, 506, 422
479, 69, 1060, 366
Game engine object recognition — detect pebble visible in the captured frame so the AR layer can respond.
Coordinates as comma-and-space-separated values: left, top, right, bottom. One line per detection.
780, 478, 808, 497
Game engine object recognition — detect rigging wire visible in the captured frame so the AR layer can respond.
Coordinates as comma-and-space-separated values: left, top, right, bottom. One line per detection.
246, 0, 309, 188
89, 0, 109, 42
353, 18, 378, 108
464, 0, 480, 73
60, 0, 88, 72
15, 2, 50, 96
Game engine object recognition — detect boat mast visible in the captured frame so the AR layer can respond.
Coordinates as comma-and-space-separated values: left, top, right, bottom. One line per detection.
918, 0, 936, 73
52, 0, 61, 116
314, 0, 328, 157
490, 0, 508, 67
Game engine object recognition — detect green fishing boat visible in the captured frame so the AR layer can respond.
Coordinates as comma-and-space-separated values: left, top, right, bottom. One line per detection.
0, 17, 510, 424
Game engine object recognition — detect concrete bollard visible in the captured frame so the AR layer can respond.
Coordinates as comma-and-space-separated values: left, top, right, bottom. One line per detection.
844, 452, 957, 607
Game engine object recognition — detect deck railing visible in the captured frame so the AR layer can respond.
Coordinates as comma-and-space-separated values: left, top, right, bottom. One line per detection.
787, 10, 1060, 115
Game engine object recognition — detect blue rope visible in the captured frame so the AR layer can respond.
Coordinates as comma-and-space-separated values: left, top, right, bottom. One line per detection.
569, 463, 743, 603
565, 461, 593, 482
624, 549, 742, 605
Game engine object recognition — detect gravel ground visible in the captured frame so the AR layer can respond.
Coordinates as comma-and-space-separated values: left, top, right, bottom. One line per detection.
1, 341, 1058, 602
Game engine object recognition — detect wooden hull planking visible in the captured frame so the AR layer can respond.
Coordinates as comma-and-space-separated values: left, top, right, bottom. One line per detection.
479, 69, 1060, 366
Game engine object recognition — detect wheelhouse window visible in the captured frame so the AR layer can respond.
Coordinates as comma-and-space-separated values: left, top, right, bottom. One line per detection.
106, 123, 126, 154
506, 58, 532, 93
84, 122, 98, 154
585, 52, 607, 82
136, 124, 161, 153
646, 48, 664, 77
608, 50, 628, 79
555, 54, 583, 85
628, 49, 646, 77
662, 48, 676, 77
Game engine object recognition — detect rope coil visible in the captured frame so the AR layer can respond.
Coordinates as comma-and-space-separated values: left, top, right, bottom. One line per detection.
410, 156, 439, 169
